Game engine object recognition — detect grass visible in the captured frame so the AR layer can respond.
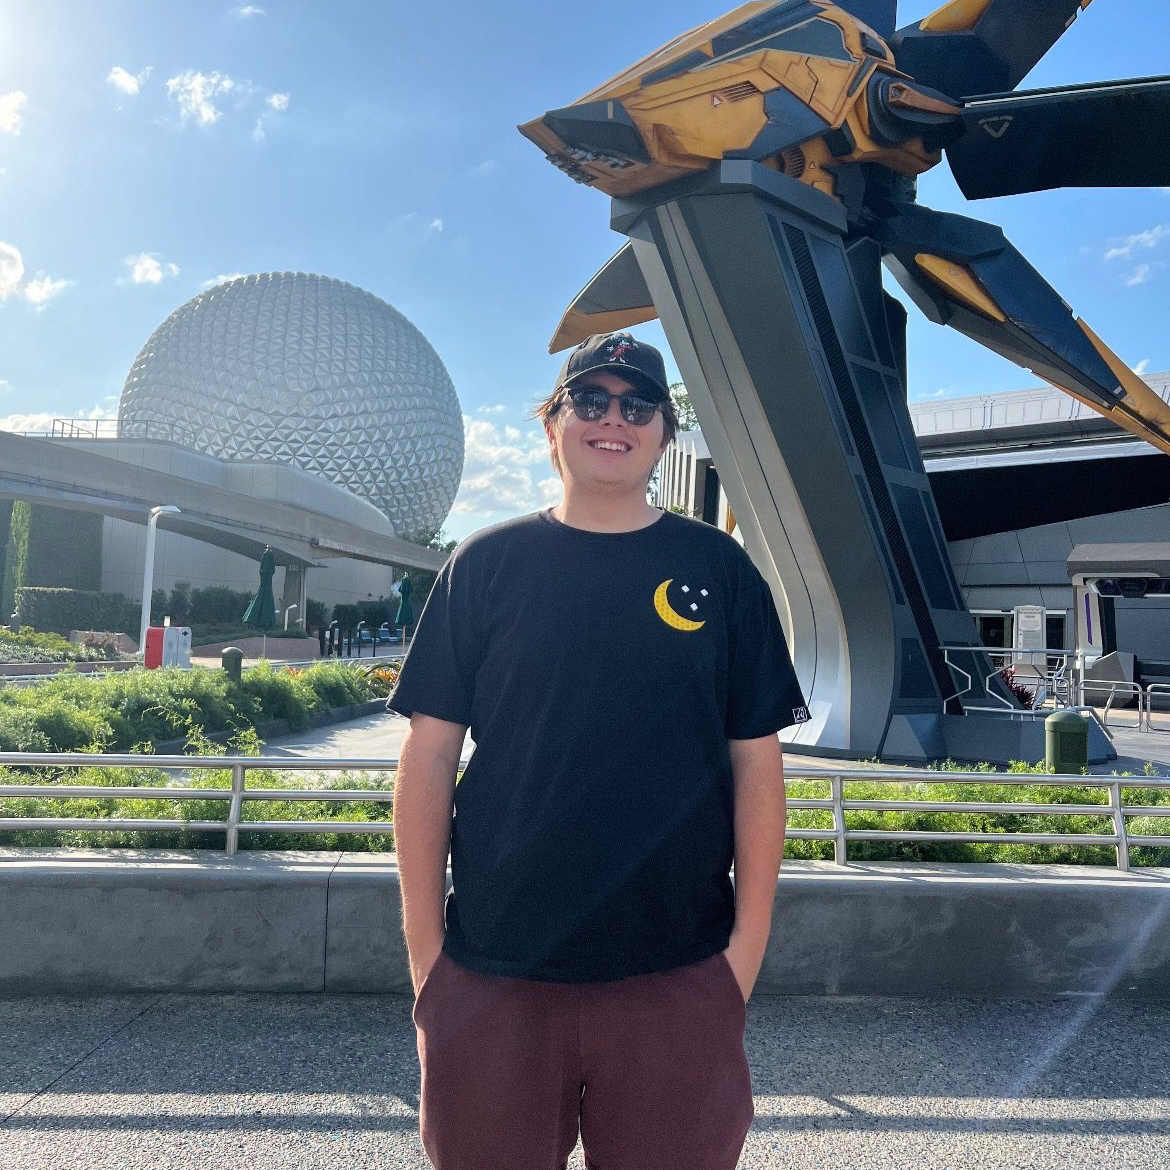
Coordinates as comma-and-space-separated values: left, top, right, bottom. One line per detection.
2, 747, 1169, 862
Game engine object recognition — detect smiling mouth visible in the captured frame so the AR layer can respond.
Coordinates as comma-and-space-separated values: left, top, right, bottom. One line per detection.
588, 440, 631, 453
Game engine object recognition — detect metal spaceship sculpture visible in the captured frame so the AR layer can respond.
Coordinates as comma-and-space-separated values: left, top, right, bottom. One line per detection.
520, 0, 1170, 761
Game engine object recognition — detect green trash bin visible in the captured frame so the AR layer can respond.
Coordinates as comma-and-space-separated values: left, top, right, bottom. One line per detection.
1045, 709, 1088, 774
221, 646, 244, 683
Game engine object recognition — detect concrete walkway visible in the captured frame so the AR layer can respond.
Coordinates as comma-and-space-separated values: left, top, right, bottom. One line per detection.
2, 993, 1168, 1169
258, 708, 1170, 776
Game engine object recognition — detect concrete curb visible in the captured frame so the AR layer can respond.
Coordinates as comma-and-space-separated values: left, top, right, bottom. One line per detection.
1, 852, 1168, 999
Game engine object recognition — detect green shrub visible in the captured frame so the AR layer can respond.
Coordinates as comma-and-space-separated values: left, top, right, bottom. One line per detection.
331, 603, 360, 633
238, 662, 313, 729
189, 624, 310, 647
15, 587, 139, 635
190, 585, 254, 625
0, 660, 372, 754
0, 627, 121, 664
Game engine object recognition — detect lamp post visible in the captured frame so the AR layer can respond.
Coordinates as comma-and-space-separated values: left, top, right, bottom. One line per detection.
139, 505, 180, 656
283, 603, 298, 632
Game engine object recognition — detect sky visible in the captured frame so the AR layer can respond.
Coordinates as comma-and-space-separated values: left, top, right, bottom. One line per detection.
1, 0, 1168, 542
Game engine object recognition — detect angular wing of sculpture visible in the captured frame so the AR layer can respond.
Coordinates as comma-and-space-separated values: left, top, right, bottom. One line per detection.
520, 0, 1169, 761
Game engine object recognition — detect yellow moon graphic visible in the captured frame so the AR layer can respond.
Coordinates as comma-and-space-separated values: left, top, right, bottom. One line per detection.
654, 579, 705, 632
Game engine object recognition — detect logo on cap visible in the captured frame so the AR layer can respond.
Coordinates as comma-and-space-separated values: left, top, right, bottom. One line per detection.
605, 337, 638, 364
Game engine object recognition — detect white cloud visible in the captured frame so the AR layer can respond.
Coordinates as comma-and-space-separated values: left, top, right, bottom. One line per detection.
389, 213, 445, 245
253, 92, 290, 141
107, 65, 152, 97
476, 404, 506, 415
22, 273, 70, 308
231, 5, 267, 17
1133, 359, 1151, 375
0, 241, 25, 300
0, 398, 118, 435
0, 91, 27, 135
201, 272, 249, 289
1104, 224, 1170, 262
166, 70, 235, 126
123, 252, 180, 284
0, 241, 68, 307
1124, 263, 1160, 287
449, 416, 559, 517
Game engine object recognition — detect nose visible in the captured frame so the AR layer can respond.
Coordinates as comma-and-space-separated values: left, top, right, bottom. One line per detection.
599, 396, 627, 423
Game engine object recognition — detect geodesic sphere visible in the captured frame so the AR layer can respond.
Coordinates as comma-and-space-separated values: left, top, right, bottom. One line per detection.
118, 272, 464, 536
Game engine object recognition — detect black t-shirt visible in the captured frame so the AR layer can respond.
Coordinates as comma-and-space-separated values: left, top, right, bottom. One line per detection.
387, 507, 808, 982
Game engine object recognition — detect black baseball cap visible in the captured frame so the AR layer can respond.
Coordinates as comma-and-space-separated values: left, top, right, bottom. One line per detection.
556, 332, 670, 400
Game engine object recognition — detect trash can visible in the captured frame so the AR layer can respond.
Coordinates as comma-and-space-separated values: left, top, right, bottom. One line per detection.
221, 646, 244, 683
1045, 709, 1088, 774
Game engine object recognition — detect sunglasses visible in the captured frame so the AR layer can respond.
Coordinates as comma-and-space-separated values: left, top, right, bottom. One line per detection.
559, 386, 663, 426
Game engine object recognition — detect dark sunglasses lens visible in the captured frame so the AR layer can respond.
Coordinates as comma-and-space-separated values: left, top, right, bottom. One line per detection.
620, 396, 657, 424
570, 390, 611, 420
568, 389, 659, 425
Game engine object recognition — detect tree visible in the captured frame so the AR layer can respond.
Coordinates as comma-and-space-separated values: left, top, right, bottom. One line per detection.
394, 526, 460, 611
398, 526, 459, 555
670, 382, 698, 432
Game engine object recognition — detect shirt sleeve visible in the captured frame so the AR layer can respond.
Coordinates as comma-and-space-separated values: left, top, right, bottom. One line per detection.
725, 555, 809, 740
385, 552, 479, 727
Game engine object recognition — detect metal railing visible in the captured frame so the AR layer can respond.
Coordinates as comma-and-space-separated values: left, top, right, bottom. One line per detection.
940, 645, 1078, 718
1, 756, 1168, 871
939, 644, 1170, 734
39, 418, 200, 447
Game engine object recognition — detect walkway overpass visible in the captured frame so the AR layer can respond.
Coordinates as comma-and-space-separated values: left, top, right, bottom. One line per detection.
0, 431, 448, 576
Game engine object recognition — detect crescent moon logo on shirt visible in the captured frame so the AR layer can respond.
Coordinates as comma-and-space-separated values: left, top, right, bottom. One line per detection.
653, 579, 708, 632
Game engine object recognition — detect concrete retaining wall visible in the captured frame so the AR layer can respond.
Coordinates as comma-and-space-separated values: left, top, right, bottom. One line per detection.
2, 850, 1168, 998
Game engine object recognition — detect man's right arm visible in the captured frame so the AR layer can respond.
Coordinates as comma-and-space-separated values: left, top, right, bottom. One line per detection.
393, 711, 465, 995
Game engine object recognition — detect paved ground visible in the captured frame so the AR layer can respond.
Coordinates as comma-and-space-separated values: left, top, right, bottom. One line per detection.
1, 993, 1167, 1169
259, 707, 1170, 777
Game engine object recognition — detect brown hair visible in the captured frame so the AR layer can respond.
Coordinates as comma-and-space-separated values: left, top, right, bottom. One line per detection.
526, 382, 680, 479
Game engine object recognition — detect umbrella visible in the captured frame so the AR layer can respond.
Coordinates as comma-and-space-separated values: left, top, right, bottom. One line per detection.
242, 545, 278, 628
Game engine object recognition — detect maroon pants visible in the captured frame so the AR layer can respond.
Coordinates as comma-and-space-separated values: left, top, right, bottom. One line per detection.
413, 950, 753, 1170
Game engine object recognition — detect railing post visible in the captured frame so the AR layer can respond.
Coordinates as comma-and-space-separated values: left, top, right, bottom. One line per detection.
831, 774, 847, 865
1109, 781, 1130, 872
225, 762, 246, 856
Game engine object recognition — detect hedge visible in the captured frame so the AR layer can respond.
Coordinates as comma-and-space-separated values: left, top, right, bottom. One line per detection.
0, 660, 374, 753
16, 587, 139, 635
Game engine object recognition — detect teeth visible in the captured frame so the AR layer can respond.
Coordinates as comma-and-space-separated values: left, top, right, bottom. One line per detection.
591, 441, 629, 451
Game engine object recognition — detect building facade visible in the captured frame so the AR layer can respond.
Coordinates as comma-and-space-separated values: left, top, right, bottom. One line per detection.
655, 374, 1170, 665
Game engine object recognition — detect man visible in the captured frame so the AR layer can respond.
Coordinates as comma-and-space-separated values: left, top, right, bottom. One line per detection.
389, 332, 808, 1170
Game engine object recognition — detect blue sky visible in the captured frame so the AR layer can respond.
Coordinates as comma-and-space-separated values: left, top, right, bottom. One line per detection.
1, 0, 1168, 541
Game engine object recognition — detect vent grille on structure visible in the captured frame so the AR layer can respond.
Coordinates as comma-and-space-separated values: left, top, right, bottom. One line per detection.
718, 81, 762, 102
779, 146, 806, 177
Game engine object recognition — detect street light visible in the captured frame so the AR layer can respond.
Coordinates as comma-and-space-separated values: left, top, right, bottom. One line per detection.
139, 505, 181, 655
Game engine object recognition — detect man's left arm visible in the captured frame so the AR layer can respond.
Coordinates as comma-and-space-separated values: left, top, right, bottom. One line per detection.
723, 732, 786, 1002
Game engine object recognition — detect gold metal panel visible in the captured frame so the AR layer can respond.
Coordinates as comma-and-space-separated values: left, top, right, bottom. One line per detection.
919, 0, 997, 34
914, 254, 1007, 321
549, 305, 659, 354
575, 2, 775, 105
1074, 319, 1170, 455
